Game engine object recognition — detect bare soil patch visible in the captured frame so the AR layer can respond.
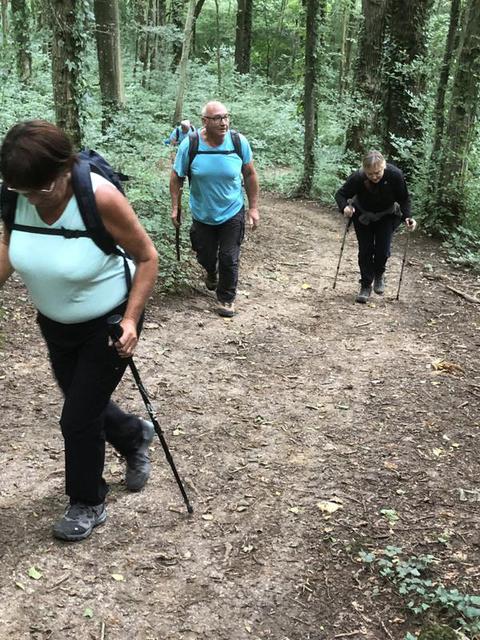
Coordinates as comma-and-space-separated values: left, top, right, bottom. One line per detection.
1, 194, 479, 640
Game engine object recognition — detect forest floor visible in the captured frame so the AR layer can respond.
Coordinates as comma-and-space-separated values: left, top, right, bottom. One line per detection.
1, 193, 480, 640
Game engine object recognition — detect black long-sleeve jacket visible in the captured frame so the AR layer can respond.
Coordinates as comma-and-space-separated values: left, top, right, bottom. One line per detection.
335, 164, 411, 220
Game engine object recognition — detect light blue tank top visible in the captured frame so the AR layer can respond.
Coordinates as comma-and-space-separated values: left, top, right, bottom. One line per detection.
8, 173, 135, 324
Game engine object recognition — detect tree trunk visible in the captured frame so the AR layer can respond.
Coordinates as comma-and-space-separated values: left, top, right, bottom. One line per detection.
192, 0, 207, 54
345, 0, 388, 154
297, 0, 325, 197
436, 0, 480, 227
383, 0, 434, 171
338, 0, 355, 97
234, 0, 253, 74
429, 0, 461, 182
171, 0, 186, 69
214, 0, 222, 91
1, 0, 8, 46
93, 0, 125, 133
11, 0, 32, 82
50, 0, 84, 148
172, 0, 197, 125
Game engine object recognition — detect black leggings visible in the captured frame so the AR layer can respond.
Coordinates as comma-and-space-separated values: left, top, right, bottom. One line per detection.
353, 214, 401, 286
37, 303, 145, 505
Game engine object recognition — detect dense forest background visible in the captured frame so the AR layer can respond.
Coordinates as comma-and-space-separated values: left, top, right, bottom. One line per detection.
0, 0, 479, 281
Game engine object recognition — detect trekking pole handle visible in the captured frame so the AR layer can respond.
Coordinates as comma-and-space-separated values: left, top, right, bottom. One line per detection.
107, 314, 124, 341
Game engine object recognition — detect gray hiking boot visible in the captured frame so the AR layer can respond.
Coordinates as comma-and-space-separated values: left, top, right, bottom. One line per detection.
356, 285, 372, 304
374, 274, 385, 295
53, 502, 107, 542
216, 301, 235, 317
125, 419, 154, 492
205, 271, 218, 291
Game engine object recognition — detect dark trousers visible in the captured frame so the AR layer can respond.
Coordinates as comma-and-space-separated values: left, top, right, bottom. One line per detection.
37, 304, 144, 506
353, 214, 401, 286
190, 208, 245, 303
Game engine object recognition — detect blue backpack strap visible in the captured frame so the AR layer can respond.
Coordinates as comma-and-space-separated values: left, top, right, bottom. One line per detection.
0, 183, 18, 232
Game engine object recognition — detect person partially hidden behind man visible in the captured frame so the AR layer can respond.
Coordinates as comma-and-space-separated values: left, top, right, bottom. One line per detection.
335, 150, 417, 303
170, 101, 259, 317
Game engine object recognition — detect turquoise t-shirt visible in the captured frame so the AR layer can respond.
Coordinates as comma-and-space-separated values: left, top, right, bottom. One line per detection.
173, 130, 253, 225
8, 174, 134, 324
169, 126, 195, 145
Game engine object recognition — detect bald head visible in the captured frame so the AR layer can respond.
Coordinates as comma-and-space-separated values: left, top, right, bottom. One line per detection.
201, 101, 228, 117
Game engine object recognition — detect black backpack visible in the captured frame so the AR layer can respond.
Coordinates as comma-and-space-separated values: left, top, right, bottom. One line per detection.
186, 129, 244, 180
0, 149, 132, 287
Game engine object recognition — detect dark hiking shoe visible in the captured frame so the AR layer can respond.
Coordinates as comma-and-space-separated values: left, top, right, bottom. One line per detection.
374, 274, 385, 295
53, 502, 106, 542
356, 285, 372, 304
216, 301, 235, 317
205, 272, 218, 291
125, 419, 154, 492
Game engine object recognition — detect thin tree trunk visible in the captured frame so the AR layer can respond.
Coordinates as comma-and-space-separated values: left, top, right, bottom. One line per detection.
93, 0, 125, 133
429, 0, 461, 181
1, 0, 8, 46
11, 0, 32, 82
192, 0, 206, 54
50, 0, 84, 148
436, 0, 480, 227
172, 0, 197, 125
234, 0, 253, 74
214, 0, 222, 91
297, 0, 325, 197
171, 0, 186, 69
339, 0, 355, 97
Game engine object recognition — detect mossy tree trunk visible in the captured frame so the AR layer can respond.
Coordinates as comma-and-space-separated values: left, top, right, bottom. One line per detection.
11, 0, 32, 82
234, 0, 253, 74
383, 0, 434, 172
435, 0, 480, 227
297, 0, 325, 197
50, 0, 84, 148
345, 0, 388, 155
93, 0, 125, 133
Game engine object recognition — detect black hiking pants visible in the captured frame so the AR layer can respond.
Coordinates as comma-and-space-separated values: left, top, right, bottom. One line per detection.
37, 303, 145, 506
190, 208, 245, 303
353, 214, 401, 287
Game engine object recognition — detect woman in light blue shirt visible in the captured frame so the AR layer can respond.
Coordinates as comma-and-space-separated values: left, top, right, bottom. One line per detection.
0, 120, 158, 542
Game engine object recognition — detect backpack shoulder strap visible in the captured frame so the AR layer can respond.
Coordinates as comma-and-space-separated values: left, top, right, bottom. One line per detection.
230, 130, 244, 163
0, 184, 18, 232
187, 130, 200, 180
71, 159, 118, 255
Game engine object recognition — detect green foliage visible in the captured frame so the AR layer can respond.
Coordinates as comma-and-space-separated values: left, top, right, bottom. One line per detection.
443, 226, 480, 271
360, 546, 480, 637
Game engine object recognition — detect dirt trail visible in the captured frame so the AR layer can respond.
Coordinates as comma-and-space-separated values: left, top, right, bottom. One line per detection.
1, 194, 479, 640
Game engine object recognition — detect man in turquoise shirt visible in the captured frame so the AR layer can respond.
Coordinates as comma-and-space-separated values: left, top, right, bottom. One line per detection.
168, 120, 195, 147
170, 101, 259, 317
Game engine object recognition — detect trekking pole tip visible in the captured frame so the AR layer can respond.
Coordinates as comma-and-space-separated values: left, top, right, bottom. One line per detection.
187, 504, 194, 514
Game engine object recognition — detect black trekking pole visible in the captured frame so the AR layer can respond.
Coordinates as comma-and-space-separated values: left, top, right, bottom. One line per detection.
175, 187, 182, 262
107, 315, 193, 514
333, 201, 354, 289
396, 231, 411, 301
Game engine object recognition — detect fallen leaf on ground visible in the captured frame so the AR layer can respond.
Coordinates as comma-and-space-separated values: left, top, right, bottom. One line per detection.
431, 359, 464, 375
317, 500, 342, 514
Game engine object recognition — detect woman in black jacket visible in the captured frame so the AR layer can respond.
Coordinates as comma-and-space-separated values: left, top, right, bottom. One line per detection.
335, 150, 417, 303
